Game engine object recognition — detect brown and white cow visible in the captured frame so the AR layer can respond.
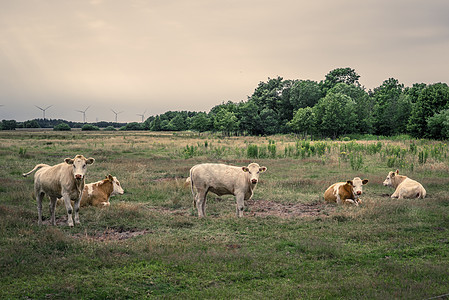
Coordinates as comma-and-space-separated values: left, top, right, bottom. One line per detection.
324, 177, 368, 205
22, 155, 95, 226
79, 175, 124, 207
383, 169, 426, 199
57, 174, 124, 207
189, 163, 267, 217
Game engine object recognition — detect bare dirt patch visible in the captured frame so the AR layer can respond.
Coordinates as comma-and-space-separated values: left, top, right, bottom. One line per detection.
246, 199, 334, 218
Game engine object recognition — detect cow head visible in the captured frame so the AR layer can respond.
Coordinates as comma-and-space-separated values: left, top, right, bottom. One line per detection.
106, 174, 124, 195
345, 180, 356, 197
352, 177, 368, 196
242, 163, 267, 185
383, 169, 399, 187
65, 155, 95, 180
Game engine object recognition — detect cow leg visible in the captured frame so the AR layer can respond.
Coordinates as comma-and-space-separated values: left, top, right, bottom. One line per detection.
36, 192, 44, 226
195, 189, 207, 217
336, 194, 342, 205
61, 193, 74, 227
73, 197, 81, 225
49, 196, 57, 226
236, 193, 245, 218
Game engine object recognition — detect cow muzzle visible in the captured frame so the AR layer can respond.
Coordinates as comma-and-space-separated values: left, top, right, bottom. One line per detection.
75, 174, 83, 180
356, 191, 362, 195
251, 179, 258, 184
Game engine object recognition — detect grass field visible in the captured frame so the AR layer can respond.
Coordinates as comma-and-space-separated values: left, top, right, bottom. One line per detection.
1, 130, 448, 299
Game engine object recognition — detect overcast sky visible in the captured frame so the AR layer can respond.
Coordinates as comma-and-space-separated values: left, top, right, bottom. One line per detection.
1, 0, 448, 122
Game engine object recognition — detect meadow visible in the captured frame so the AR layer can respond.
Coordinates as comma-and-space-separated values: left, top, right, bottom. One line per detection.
1, 130, 448, 299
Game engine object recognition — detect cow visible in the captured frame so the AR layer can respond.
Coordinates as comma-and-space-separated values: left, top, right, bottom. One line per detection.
57, 174, 124, 207
324, 177, 368, 205
22, 155, 95, 226
383, 169, 426, 199
189, 162, 267, 217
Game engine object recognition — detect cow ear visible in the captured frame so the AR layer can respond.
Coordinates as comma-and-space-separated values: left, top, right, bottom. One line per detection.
362, 179, 368, 185
65, 158, 74, 164
259, 166, 267, 173
391, 172, 395, 178
108, 174, 113, 181
395, 169, 399, 174
242, 167, 249, 172
346, 180, 353, 186
86, 157, 95, 165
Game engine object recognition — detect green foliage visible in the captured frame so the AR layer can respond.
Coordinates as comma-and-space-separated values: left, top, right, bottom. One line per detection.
1, 120, 17, 130
349, 153, 364, 170
427, 109, 449, 139
53, 122, 71, 131
81, 124, 100, 131
103, 126, 116, 131
408, 83, 449, 138
247, 144, 259, 158
314, 92, 357, 138
120, 122, 144, 131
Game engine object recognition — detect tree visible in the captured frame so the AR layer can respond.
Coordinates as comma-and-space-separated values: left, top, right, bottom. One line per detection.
1, 120, 17, 130
213, 108, 240, 136
24, 120, 40, 128
259, 108, 279, 135
314, 92, 357, 138
287, 107, 316, 137
150, 116, 162, 131
120, 122, 144, 131
190, 112, 212, 132
427, 109, 449, 139
372, 78, 407, 136
53, 123, 71, 131
82, 124, 100, 131
407, 83, 449, 138
237, 101, 261, 135
168, 114, 187, 131
322, 67, 361, 92
289, 79, 323, 110
248, 77, 291, 130
328, 83, 373, 134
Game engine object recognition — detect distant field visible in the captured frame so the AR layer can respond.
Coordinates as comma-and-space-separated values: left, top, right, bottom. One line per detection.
1, 130, 448, 299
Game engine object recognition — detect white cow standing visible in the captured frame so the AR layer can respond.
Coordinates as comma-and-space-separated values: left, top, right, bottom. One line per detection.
189, 163, 267, 217
383, 169, 426, 199
23, 155, 95, 226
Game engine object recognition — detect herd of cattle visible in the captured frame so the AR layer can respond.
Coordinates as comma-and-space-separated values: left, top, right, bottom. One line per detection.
22, 155, 427, 227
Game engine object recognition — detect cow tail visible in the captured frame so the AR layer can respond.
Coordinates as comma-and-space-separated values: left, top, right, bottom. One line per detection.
22, 164, 49, 177
190, 168, 196, 208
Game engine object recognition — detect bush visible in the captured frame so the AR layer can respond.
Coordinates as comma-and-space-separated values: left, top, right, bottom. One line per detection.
103, 126, 116, 131
53, 123, 71, 131
119, 122, 144, 131
81, 124, 100, 131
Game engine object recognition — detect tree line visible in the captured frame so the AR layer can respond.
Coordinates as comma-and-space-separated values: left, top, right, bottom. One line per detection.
143, 68, 449, 139
2, 67, 449, 139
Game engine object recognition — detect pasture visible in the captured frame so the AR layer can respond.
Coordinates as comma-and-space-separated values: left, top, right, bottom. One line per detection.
1, 130, 448, 299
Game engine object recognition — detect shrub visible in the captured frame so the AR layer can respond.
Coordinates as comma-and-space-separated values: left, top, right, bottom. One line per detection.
103, 126, 116, 131
82, 124, 100, 131
53, 123, 71, 131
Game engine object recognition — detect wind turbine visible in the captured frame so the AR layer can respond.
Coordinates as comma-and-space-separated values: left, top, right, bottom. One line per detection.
35, 105, 53, 119
76, 106, 90, 123
137, 109, 147, 122
111, 109, 123, 123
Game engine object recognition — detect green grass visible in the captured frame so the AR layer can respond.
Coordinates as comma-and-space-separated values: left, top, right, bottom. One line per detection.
1, 131, 449, 299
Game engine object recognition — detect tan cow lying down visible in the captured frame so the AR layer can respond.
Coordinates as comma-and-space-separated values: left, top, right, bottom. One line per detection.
324, 177, 368, 205
383, 169, 426, 199
57, 174, 124, 207
189, 163, 267, 217
22, 155, 95, 227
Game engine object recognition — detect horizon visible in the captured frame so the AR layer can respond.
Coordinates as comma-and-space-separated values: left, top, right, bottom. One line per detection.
1, 0, 449, 122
